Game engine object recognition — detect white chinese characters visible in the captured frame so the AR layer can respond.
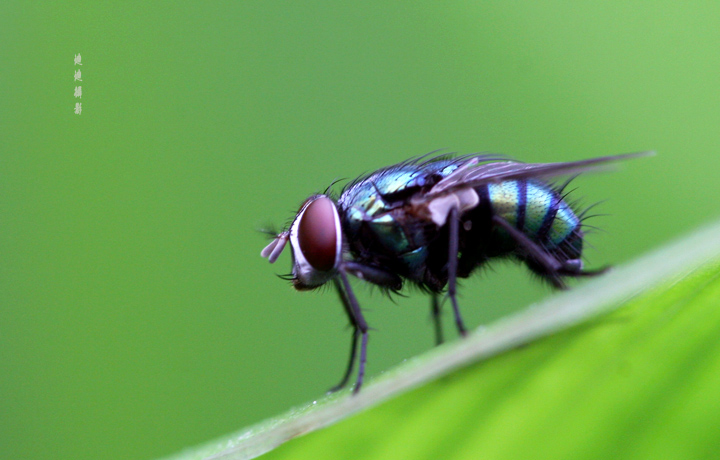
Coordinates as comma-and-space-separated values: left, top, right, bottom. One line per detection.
73, 53, 83, 114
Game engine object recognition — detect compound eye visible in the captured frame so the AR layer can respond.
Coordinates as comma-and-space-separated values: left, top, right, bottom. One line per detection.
297, 196, 339, 271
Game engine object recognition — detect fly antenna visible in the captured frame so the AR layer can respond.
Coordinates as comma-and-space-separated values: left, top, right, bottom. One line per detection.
260, 232, 289, 263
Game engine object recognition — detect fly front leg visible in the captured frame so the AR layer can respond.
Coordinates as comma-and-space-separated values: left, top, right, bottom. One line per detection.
331, 261, 401, 393
338, 268, 370, 394
343, 261, 403, 291
328, 278, 360, 393
447, 206, 468, 336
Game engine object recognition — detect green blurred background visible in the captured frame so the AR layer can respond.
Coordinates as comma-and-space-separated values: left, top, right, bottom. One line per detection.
2, 2, 719, 459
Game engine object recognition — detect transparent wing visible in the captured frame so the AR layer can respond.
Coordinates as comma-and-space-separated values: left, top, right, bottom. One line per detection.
427, 151, 653, 197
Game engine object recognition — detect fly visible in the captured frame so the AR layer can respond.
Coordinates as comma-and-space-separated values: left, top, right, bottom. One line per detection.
261, 151, 651, 393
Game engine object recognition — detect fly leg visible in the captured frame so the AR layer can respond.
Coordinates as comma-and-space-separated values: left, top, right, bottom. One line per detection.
491, 215, 568, 288
343, 261, 403, 291
328, 278, 360, 393
447, 206, 468, 336
568, 266, 610, 277
430, 293, 444, 345
330, 262, 401, 393
338, 268, 370, 394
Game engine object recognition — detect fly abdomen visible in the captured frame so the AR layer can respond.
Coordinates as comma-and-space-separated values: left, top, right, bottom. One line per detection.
486, 179, 582, 261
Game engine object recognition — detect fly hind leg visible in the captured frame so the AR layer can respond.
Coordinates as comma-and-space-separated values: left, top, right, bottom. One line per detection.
492, 215, 607, 288
558, 260, 609, 278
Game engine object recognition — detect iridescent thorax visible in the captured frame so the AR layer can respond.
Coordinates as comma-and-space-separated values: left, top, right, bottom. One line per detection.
337, 159, 465, 278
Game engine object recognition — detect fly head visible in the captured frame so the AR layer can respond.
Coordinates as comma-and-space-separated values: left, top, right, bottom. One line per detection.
261, 195, 343, 290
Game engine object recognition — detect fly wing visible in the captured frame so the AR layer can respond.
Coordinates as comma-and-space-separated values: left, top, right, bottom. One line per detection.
412, 151, 652, 227
428, 151, 653, 197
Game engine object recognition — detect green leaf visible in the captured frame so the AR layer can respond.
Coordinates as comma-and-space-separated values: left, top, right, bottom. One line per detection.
160, 220, 720, 460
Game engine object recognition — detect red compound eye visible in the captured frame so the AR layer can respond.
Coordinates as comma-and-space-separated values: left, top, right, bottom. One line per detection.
297, 196, 338, 271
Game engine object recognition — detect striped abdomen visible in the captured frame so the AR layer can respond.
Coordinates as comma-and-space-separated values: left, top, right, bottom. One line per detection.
483, 179, 583, 262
